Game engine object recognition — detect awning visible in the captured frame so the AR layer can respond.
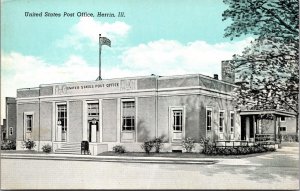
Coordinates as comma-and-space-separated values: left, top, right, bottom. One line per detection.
239, 110, 296, 117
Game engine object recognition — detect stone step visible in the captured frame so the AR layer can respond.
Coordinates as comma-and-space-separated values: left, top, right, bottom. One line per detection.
55, 142, 82, 154
59, 146, 81, 149
56, 149, 81, 152
55, 151, 83, 154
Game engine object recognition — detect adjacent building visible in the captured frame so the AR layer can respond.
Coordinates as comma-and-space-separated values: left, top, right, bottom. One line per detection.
6, 97, 17, 141
1, 97, 17, 143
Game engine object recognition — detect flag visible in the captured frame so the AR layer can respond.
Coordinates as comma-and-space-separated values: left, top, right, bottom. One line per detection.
100, 36, 111, 47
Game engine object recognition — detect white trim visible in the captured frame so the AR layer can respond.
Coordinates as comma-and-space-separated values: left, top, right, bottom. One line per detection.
169, 106, 185, 143
17, 87, 40, 91
86, 100, 99, 104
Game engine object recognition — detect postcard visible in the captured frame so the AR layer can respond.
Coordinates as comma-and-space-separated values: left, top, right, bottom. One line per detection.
1, 0, 298, 190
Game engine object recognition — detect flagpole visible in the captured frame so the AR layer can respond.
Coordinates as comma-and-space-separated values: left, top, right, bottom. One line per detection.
99, 34, 102, 80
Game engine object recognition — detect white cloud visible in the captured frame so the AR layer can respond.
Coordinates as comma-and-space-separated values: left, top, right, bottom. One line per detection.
56, 17, 131, 49
1, 52, 98, 122
121, 37, 254, 77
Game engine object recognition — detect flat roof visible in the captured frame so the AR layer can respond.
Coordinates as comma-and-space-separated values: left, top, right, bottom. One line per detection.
18, 73, 237, 90
240, 110, 296, 117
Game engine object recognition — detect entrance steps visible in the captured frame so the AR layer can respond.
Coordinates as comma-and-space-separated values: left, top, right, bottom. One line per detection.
55, 142, 82, 155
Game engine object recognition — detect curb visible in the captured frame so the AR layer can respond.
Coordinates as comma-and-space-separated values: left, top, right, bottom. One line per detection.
1, 153, 218, 165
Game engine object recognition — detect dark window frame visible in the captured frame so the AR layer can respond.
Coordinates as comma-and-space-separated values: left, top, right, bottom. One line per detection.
206, 109, 212, 131
26, 115, 33, 132
219, 111, 225, 132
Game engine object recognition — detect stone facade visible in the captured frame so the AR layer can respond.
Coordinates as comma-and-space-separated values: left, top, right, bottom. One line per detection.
15, 74, 240, 154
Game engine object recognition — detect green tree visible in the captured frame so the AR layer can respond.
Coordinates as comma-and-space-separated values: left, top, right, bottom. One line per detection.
222, 0, 299, 132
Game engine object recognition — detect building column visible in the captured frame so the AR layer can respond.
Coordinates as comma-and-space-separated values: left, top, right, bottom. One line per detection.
98, 99, 103, 142
246, 116, 250, 141
82, 100, 87, 141
52, 102, 55, 142
273, 114, 277, 141
66, 101, 70, 142
117, 98, 121, 143
135, 97, 138, 142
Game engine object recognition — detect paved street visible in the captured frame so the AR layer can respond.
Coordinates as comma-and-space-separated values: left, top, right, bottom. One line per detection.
1, 146, 299, 189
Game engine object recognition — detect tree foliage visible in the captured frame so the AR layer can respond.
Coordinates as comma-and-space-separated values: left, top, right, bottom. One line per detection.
223, 0, 299, 113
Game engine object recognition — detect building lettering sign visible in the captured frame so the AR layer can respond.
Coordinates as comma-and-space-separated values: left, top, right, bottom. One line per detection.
54, 79, 137, 95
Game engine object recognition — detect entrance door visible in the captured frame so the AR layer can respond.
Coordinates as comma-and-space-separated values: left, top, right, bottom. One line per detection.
88, 121, 98, 142
241, 116, 246, 140
171, 108, 184, 142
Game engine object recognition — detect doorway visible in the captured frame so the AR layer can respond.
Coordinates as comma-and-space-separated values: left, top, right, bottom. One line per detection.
88, 121, 98, 142
241, 116, 246, 140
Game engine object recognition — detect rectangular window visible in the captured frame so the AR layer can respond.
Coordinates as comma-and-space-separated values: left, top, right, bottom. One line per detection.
9, 127, 13, 135
57, 104, 67, 132
219, 111, 224, 132
122, 101, 135, 131
88, 103, 99, 116
173, 110, 183, 131
206, 108, 212, 131
280, 116, 286, 122
279, 127, 286, 132
26, 115, 33, 132
230, 112, 234, 133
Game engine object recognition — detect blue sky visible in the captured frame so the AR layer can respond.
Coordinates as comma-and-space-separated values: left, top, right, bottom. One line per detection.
1, 0, 253, 122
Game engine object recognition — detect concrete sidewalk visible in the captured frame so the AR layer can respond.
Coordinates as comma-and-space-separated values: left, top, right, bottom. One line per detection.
3, 146, 291, 165
0, 152, 219, 165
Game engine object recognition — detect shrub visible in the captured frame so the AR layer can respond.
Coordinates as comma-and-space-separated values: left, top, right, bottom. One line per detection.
141, 140, 154, 154
202, 144, 276, 155
152, 135, 165, 153
113, 145, 126, 153
182, 137, 195, 153
199, 137, 211, 153
23, 139, 36, 150
279, 134, 299, 142
1, 140, 16, 150
41, 144, 52, 153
